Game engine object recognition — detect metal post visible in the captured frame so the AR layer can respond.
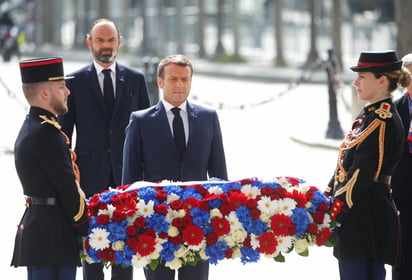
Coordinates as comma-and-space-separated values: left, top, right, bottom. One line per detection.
325, 49, 344, 139
143, 56, 159, 106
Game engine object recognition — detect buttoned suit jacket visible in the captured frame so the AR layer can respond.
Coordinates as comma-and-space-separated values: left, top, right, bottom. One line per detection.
122, 101, 228, 185
58, 62, 150, 196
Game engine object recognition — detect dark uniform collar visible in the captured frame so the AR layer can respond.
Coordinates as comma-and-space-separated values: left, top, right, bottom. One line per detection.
29, 106, 56, 120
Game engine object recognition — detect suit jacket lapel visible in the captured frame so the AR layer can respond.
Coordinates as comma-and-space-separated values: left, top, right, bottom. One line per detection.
186, 102, 197, 150
113, 64, 126, 116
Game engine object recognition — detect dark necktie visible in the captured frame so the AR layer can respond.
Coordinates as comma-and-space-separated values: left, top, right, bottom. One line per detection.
102, 69, 114, 115
171, 107, 186, 159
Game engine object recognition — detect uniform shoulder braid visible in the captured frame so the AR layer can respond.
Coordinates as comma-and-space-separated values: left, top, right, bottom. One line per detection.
373, 102, 393, 120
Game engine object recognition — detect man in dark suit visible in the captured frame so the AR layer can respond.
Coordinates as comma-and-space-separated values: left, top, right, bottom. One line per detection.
122, 54, 228, 280
392, 53, 412, 280
58, 18, 150, 280
12, 57, 89, 280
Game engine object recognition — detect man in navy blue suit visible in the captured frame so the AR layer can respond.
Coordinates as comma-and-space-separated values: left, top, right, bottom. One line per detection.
58, 18, 150, 280
122, 54, 228, 280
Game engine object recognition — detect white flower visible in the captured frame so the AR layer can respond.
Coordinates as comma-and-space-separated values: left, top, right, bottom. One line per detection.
209, 186, 223, 194
294, 238, 308, 254
165, 209, 185, 223
131, 254, 150, 268
174, 246, 188, 258
165, 258, 183, 270
250, 234, 259, 250
168, 226, 180, 237
187, 239, 206, 251
199, 249, 209, 260
276, 236, 294, 253
232, 228, 247, 244
241, 184, 261, 199
259, 212, 271, 223
273, 198, 296, 216
89, 228, 110, 250
137, 200, 154, 217
167, 193, 180, 203
210, 208, 222, 218
112, 240, 124, 251
227, 212, 242, 232
232, 247, 242, 258
257, 196, 276, 215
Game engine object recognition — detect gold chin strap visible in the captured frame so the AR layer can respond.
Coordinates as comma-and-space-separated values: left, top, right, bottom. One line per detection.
39, 115, 86, 221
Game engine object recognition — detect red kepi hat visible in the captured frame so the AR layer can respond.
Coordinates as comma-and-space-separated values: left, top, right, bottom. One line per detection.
350, 50, 403, 73
19, 57, 73, 84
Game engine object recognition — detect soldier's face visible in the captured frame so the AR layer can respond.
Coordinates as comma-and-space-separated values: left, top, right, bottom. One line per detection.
87, 22, 121, 66
157, 64, 192, 107
49, 81, 70, 115
353, 72, 384, 103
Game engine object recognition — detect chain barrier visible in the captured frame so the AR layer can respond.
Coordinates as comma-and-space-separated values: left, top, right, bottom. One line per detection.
191, 59, 326, 110
0, 74, 27, 111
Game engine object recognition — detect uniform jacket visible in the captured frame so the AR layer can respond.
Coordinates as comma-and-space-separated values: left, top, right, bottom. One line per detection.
122, 101, 228, 185
58, 62, 150, 196
11, 107, 88, 267
392, 93, 412, 264
326, 98, 404, 265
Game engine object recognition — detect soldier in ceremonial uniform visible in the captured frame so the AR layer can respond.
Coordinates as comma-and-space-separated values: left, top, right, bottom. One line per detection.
325, 50, 411, 280
11, 57, 89, 280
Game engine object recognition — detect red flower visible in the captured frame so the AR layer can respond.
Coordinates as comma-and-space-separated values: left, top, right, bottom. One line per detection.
261, 187, 273, 197
307, 223, 318, 234
155, 190, 168, 202
317, 201, 329, 212
270, 214, 295, 236
170, 200, 183, 210
211, 217, 230, 236
288, 189, 308, 208
219, 203, 233, 216
224, 248, 233, 258
172, 217, 184, 229
169, 234, 183, 245
205, 232, 219, 245
228, 192, 248, 209
258, 232, 278, 255
126, 237, 139, 251
133, 216, 146, 228
249, 209, 261, 220
97, 247, 115, 263
126, 225, 137, 236
183, 225, 204, 246
97, 214, 110, 225
313, 211, 325, 224
316, 227, 331, 246
155, 204, 168, 215
135, 234, 156, 256
246, 198, 258, 210
184, 197, 200, 210
112, 209, 126, 222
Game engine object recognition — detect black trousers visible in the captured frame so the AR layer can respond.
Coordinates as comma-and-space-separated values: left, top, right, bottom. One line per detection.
144, 261, 209, 280
338, 257, 385, 280
82, 262, 133, 280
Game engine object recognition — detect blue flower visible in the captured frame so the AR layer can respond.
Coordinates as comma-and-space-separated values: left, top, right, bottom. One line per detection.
291, 208, 311, 237
205, 241, 229, 264
240, 247, 260, 264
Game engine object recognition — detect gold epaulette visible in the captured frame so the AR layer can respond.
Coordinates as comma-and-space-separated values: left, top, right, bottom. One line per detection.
374, 102, 392, 120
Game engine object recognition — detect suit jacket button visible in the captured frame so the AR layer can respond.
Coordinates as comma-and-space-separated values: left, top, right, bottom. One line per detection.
107, 148, 111, 153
